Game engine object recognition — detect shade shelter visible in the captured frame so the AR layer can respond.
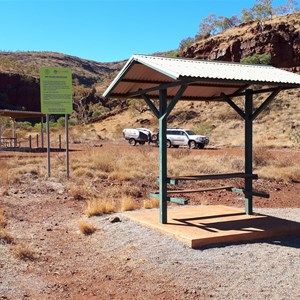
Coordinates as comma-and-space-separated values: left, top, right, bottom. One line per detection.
0, 110, 45, 148
103, 55, 300, 224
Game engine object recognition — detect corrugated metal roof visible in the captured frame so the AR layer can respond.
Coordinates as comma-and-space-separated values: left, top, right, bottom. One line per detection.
0, 110, 44, 118
103, 54, 300, 100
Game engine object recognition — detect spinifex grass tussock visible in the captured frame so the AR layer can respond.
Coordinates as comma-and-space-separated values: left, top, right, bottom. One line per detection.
0, 229, 14, 244
79, 219, 97, 235
68, 181, 91, 200
119, 196, 136, 212
137, 144, 155, 158
254, 148, 300, 182
168, 153, 236, 177
84, 198, 117, 217
92, 153, 117, 173
254, 147, 272, 167
258, 165, 300, 183
108, 170, 134, 181
7, 156, 42, 179
0, 160, 10, 195
72, 166, 92, 178
144, 198, 159, 209
0, 206, 13, 244
0, 207, 7, 228
13, 243, 37, 261
169, 148, 191, 160
102, 184, 143, 199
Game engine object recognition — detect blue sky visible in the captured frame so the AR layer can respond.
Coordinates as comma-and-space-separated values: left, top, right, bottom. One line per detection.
1, 0, 297, 62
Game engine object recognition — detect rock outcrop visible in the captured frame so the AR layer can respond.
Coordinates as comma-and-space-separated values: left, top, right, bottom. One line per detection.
182, 14, 300, 70
0, 73, 40, 112
0, 52, 124, 113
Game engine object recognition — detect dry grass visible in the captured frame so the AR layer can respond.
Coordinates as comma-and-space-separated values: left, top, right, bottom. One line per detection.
68, 182, 90, 200
0, 229, 14, 244
168, 153, 236, 177
84, 198, 117, 217
169, 148, 191, 159
144, 198, 159, 209
0, 207, 7, 228
0, 205, 13, 244
253, 147, 275, 167
13, 244, 37, 261
120, 196, 135, 212
253, 148, 300, 183
79, 219, 97, 235
0, 160, 10, 195
258, 165, 300, 183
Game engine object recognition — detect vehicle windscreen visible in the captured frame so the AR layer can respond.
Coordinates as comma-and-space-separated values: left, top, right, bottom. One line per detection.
185, 130, 196, 135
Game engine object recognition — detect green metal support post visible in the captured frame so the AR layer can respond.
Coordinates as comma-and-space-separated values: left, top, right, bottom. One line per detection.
245, 89, 253, 215
159, 89, 168, 224
142, 86, 186, 224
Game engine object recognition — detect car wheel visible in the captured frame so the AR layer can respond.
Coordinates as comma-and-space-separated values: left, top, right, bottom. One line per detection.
129, 138, 136, 146
151, 134, 158, 142
167, 140, 172, 148
189, 140, 197, 149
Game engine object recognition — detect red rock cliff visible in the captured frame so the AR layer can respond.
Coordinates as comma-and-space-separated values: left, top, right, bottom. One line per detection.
182, 14, 300, 70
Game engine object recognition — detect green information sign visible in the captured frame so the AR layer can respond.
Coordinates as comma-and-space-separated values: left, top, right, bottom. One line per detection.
40, 67, 73, 114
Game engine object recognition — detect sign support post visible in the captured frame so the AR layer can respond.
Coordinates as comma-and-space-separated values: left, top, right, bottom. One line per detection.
40, 67, 73, 178
65, 114, 69, 178
46, 114, 51, 177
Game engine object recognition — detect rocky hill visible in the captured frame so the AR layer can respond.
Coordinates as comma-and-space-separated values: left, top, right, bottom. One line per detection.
0, 51, 125, 112
182, 13, 300, 70
0, 14, 300, 131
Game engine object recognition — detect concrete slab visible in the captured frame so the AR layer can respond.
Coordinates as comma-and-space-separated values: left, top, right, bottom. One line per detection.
124, 205, 300, 248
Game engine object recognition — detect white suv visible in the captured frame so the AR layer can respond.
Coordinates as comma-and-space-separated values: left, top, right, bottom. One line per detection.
166, 129, 209, 149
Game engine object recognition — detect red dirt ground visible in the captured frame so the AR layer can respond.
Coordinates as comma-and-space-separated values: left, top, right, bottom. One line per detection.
0, 143, 299, 299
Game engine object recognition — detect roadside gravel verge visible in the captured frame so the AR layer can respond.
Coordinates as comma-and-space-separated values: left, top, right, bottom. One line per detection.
99, 208, 300, 299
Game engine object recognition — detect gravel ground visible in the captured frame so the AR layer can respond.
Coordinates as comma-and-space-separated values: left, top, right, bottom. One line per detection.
98, 208, 300, 300
1, 186, 299, 299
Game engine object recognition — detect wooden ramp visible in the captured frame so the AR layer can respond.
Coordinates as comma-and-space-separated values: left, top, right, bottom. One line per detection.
124, 206, 300, 249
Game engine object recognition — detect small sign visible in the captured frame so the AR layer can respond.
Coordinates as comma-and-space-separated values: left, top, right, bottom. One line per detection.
40, 67, 73, 114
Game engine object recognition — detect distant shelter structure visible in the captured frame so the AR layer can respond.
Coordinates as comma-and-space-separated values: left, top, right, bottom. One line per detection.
0, 110, 45, 149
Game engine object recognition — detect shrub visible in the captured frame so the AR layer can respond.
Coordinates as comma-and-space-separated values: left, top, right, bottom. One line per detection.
57, 117, 66, 128
290, 127, 300, 144
66, 118, 77, 126
240, 53, 271, 65
253, 147, 274, 167
192, 123, 213, 136
79, 219, 97, 235
16, 121, 32, 131
13, 244, 37, 261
